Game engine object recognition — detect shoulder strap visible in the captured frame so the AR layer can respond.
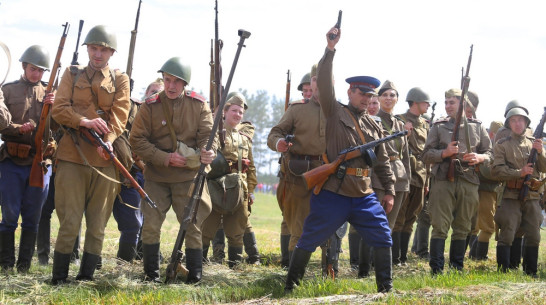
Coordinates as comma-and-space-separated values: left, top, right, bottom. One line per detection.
342, 107, 366, 144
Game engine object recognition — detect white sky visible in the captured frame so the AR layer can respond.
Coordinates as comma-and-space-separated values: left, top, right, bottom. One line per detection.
1, 0, 545, 130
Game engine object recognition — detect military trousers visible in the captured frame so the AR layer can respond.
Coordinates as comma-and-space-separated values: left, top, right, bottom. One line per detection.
276, 176, 311, 251
494, 198, 542, 247
141, 180, 212, 249
470, 190, 497, 242
54, 160, 117, 255
202, 199, 249, 248
375, 189, 407, 230
297, 190, 391, 252
429, 176, 479, 240
112, 171, 144, 245
394, 184, 425, 233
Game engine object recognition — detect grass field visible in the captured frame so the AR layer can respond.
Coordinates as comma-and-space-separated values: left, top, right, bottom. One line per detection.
1, 192, 545, 304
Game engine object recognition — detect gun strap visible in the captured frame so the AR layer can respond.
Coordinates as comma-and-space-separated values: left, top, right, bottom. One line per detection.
0, 41, 11, 86
343, 107, 367, 145
161, 98, 177, 152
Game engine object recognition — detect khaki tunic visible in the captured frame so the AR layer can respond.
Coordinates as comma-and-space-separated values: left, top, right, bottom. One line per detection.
0, 77, 47, 165
129, 89, 215, 247
492, 132, 546, 246
0, 88, 13, 131
267, 98, 326, 250
202, 123, 256, 247
317, 48, 395, 197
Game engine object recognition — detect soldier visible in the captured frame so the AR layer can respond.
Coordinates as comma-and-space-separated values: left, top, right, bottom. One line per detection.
268, 65, 326, 270
367, 94, 380, 116
201, 92, 256, 268
0, 45, 55, 272
493, 107, 545, 277
285, 26, 395, 293
393, 87, 431, 264
130, 57, 216, 283
50, 25, 131, 284
422, 88, 492, 275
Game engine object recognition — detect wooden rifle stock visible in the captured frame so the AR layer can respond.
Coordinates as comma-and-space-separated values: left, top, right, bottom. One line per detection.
519, 107, 546, 200
29, 22, 69, 188
285, 69, 290, 111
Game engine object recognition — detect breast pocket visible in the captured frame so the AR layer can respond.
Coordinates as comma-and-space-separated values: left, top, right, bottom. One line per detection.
98, 84, 116, 111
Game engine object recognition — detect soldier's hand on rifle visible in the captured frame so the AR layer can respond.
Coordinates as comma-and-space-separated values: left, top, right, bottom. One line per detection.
326, 27, 340, 51
521, 163, 535, 177
276, 138, 292, 153
97, 141, 113, 160
533, 138, 543, 153
165, 152, 187, 167
18, 122, 35, 134
404, 121, 413, 137
80, 118, 110, 136
43, 92, 55, 105
200, 148, 216, 165
441, 141, 459, 158
249, 193, 255, 206
381, 194, 394, 214
462, 152, 484, 166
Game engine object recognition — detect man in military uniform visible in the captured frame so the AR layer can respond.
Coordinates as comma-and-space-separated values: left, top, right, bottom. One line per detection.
285, 27, 395, 293
422, 88, 492, 275
493, 107, 545, 276
201, 92, 256, 268
268, 65, 326, 269
392, 87, 431, 264
130, 57, 216, 283
0, 45, 55, 272
50, 25, 130, 284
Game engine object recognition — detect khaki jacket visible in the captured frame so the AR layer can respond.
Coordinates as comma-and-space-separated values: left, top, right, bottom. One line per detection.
0, 88, 11, 130
224, 122, 257, 194
317, 48, 395, 197
396, 110, 429, 188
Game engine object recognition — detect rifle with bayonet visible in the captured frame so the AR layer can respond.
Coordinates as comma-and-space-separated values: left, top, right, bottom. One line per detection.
213, 0, 225, 148
71, 20, 84, 65
519, 107, 546, 200
126, 0, 142, 93
303, 130, 408, 195
29, 22, 70, 188
165, 29, 251, 283
285, 69, 290, 111
446, 45, 473, 182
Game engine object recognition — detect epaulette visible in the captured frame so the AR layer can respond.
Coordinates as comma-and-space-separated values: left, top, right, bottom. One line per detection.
468, 117, 482, 124
131, 97, 143, 105
394, 114, 406, 123
1, 80, 19, 86
145, 93, 161, 104
238, 121, 255, 141
370, 115, 382, 123
185, 90, 206, 103
497, 136, 511, 145
433, 117, 449, 125
288, 99, 308, 106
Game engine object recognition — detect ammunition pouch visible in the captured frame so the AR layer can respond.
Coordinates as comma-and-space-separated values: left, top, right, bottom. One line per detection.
6, 142, 32, 159
288, 159, 310, 176
208, 173, 244, 214
506, 178, 524, 190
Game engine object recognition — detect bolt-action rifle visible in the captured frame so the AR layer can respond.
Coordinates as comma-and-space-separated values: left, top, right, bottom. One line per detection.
285, 69, 290, 111
519, 107, 546, 200
71, 20, 84, 66
126, 0, 142, 93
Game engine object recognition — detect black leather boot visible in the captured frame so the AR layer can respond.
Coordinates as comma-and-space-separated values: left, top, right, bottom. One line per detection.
400, 232, 411, 265
243, 232, 260, 264
117, 241, 137, 262
16, 230, 37, 272
280, 234, 291, 269
468, 235, 478, 259
348, 232, 361, 270
373, 247, 393, 293
429, 238, 445, 275
509, 237, 522, 270
0, 231, 15, 271
391, 231, 401, 266
496, 245, 510, 272
37, 218, 51, 265
185, 248, 203, 284
76, 252, 101, 281
475, 241, 489, 261
522, 246, 539, 278
284, 247, 312, 293
357, 239, 372, 278
143, 243, 161, 283
51, 251, 72, 285
227, 246, 243, 268
202, 243, 210, 263
415, 222, 430, 259
448, 239, 466, 271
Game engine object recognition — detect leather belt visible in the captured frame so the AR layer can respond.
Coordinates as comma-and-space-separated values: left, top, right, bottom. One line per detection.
389, 155, 399, 161
346, 167, 369, 177
291, 154, 321, 161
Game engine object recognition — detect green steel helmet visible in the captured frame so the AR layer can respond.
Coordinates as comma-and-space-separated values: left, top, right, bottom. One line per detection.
225, 92, 247, 110
504, 100, 529, 117
406, 87, 431, 103
504, 107, 531, 128
83, 25, 117, 51
158, 57, 191, 84
207, 150, 230, 179
19, 45, 50, 70
297, 73, 311, 91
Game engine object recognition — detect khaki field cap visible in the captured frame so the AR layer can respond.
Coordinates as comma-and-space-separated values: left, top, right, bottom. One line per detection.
445, 88, 470, 104
489, 121, 503, 134
297, 73, 311, 91
378, 80, 398, 96
467, 91, 479, 109
224, 92, 247, 110
19, 45, 51, 71
406, 87, 431, 103
83, 25, 117, 51
176, 141, 201, 170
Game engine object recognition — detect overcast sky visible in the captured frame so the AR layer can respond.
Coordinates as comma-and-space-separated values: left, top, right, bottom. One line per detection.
1, 0, 545, 130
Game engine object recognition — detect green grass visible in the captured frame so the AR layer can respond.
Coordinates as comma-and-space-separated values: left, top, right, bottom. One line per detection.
1, 192, 546, 304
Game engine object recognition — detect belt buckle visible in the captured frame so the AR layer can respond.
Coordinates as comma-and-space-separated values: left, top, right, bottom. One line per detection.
355, 168, 363, 177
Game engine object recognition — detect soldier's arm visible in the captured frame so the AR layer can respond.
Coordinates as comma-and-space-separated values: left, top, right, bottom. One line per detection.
267, 109, 294, 152
421, 124, 444, 164
105, 72, 131, 144
317, 47, 337, 118
197, 101, 216, 151
129, 104, 170, 167
52, 67, 86, 129
0, 88, 11, 131
476, 123, 493, 163
491, 142, 520, 180
246, 141, 257, 193
374, 141, 396, 196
